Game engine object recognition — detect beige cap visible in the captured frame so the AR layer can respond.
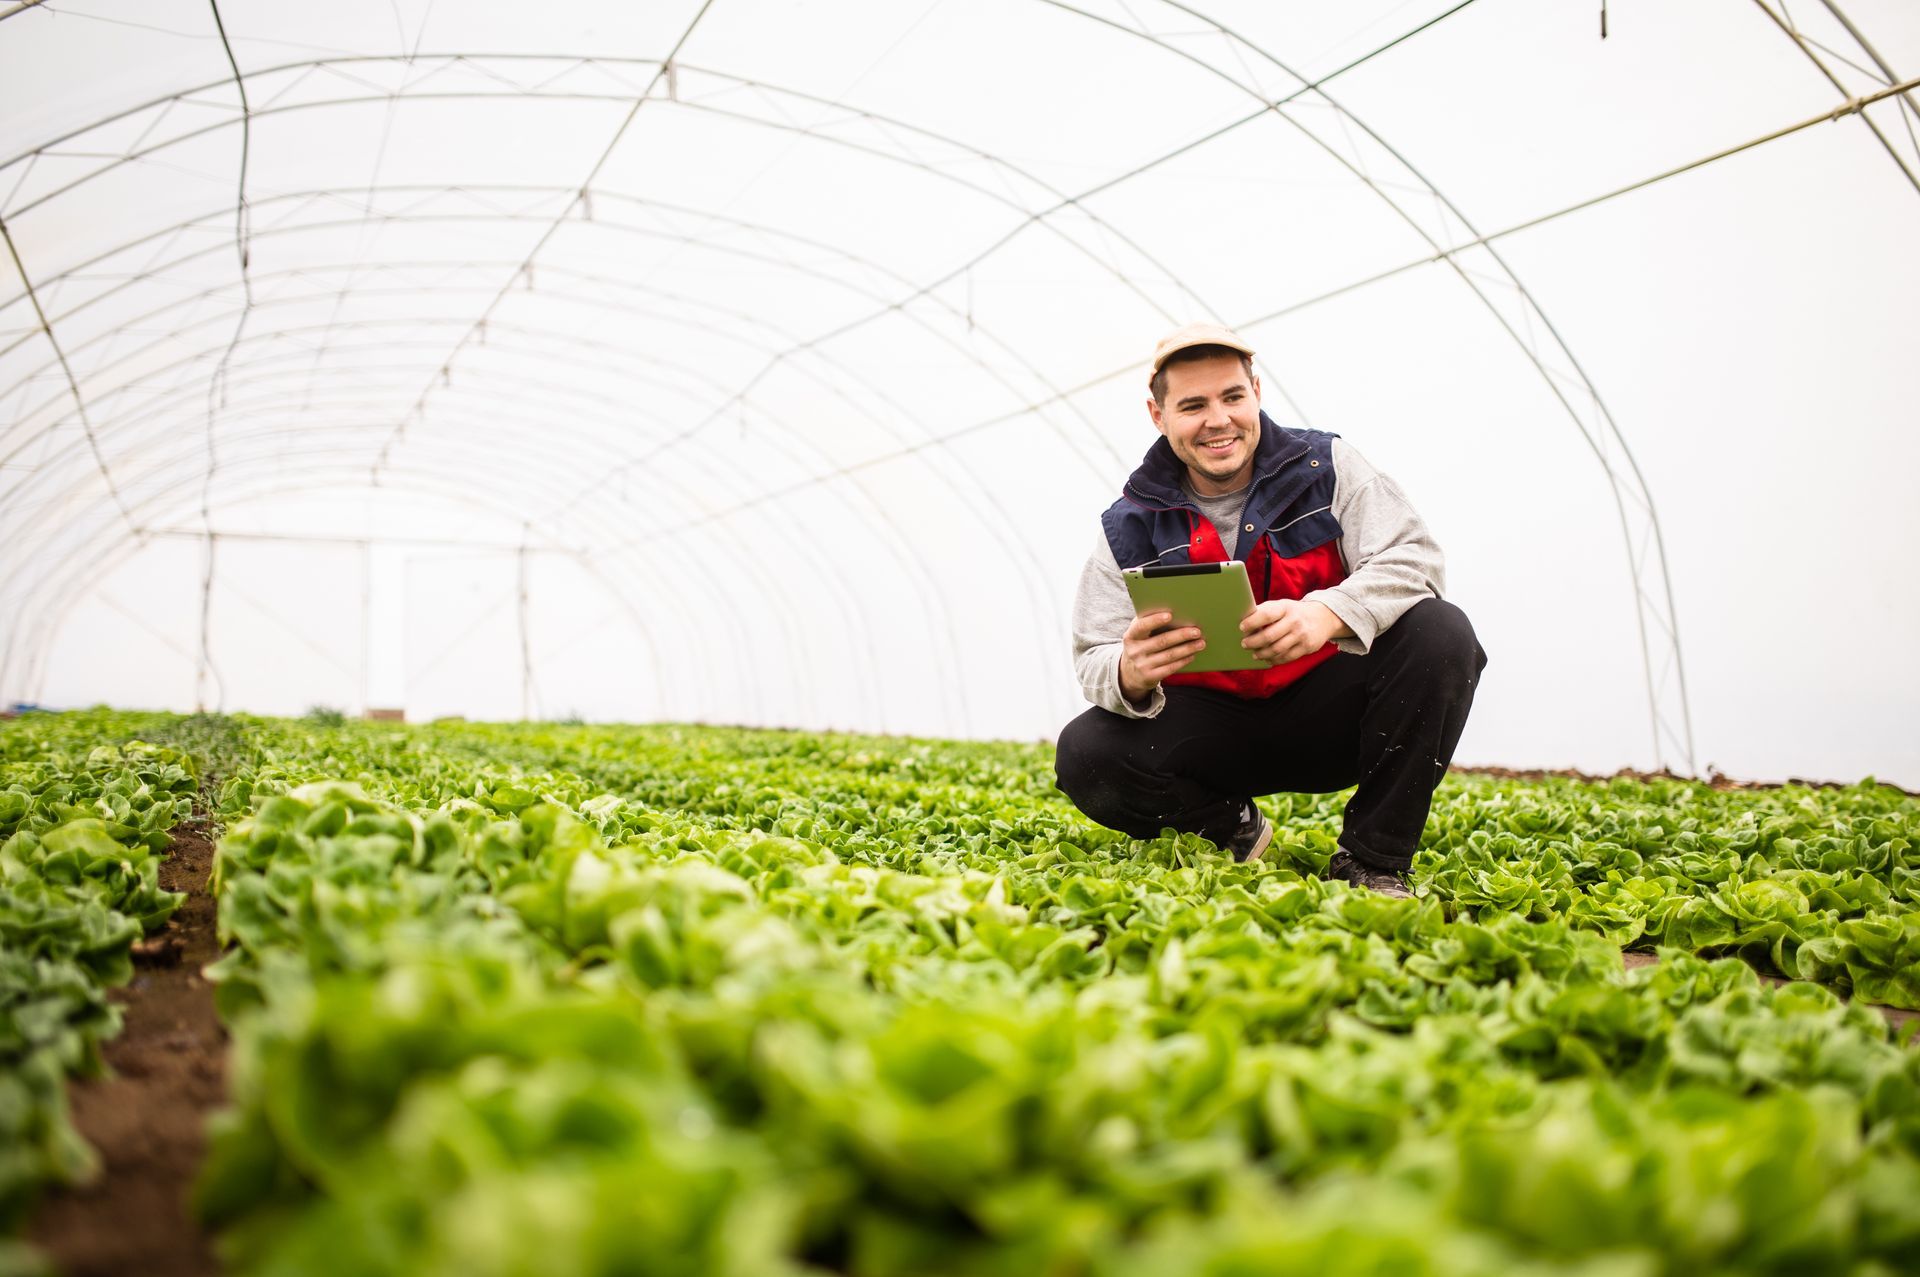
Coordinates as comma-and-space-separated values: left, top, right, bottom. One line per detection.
1149, 322, 1255, 377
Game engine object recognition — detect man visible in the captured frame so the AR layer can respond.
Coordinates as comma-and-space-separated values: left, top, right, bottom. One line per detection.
1053, 323, 1487, 898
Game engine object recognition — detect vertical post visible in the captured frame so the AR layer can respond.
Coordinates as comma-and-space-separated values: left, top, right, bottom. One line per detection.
195, 531, 217, 712
518, 525, 532, 721
359, 541, 372, 717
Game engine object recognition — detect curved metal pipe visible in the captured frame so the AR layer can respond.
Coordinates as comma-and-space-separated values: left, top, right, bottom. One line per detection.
1041, 0, 1697, 769
1, 291, 988, 728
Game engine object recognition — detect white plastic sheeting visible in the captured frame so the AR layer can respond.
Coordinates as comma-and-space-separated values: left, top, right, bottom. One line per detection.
2, 0, 1916, 783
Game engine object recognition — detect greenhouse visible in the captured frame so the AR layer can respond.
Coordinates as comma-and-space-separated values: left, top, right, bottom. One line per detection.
2, 1, 1917, 1274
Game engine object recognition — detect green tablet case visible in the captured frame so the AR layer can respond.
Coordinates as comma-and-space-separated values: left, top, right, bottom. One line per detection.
1121, 561, 1268, 673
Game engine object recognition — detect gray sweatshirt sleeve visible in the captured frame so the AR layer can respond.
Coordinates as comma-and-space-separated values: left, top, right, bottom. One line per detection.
1071, 535, 1167, 718
1303, 437, 1445, 654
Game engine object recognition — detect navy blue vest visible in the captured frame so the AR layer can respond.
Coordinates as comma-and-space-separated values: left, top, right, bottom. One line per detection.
1101, 412, 1344, 578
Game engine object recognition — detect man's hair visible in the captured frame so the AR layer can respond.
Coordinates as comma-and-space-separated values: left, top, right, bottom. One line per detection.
1150, 344, 1255, 406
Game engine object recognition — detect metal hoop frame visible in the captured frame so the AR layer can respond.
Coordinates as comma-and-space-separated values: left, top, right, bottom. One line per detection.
4, 2, 1911, 755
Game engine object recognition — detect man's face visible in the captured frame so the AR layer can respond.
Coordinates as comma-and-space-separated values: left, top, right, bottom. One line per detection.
1147, 353, 1262, 496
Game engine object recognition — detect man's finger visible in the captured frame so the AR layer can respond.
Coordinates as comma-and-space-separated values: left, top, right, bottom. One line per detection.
1241, 622, 1290, 649
1142, 636, 1204, 671
1145, 637, 1205, 667
1150, 626, 1204, 652
1127, 610, 1173, 638
1240, 602, 1290, 633
1246, 631, 1294, 659
1129, 629, 1199, 662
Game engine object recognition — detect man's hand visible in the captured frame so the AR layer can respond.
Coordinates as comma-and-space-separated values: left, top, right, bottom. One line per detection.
1240, 599, 1350, 665
1119, 609, 1205, 703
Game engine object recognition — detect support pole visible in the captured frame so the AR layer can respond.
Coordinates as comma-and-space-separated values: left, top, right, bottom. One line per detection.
518, 524, 532, 721
196, 531, 217, 712
359, 541, 372, 718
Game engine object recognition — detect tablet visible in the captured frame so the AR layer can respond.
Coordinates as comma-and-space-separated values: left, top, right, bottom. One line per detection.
1122, 561, 1268, 673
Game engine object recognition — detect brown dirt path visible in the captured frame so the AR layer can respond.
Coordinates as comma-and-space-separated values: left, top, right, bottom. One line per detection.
27, 813, 226, 1277
1456, 763, 1920, 799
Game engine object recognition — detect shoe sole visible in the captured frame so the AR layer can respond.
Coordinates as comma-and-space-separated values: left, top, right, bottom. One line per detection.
1241, 819, 1274, 863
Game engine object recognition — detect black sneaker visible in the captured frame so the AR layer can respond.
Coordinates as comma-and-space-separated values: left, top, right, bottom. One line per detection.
1223, 804, 1273, 863
1326, 848, 1412, 899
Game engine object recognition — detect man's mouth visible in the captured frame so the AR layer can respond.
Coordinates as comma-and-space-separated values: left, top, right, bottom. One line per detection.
1199, 437, 1239, 455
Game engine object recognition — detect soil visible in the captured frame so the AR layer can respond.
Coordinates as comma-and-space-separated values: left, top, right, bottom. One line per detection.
1456, 763, 1920, 799
26, 812, 226, 1277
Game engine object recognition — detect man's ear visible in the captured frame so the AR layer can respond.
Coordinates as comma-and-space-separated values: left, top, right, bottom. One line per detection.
1146, 395, 1167, 434
1250, 372, 1261, 404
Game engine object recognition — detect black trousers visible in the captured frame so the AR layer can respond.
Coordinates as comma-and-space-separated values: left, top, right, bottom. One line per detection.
1053, 598, 1487, 871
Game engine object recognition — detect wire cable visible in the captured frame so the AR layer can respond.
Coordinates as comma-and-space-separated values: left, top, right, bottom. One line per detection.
629, 71, 1920, 544
584, 0, 1482, 486
0, 215, 140, 535
1815, 0, 1920, 129
195, 0, 252, 713
368, 0, 719, 482
1749, 0, 1920, 196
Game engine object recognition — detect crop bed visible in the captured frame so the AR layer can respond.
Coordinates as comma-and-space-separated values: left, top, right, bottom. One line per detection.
4, 709, 1919, 1275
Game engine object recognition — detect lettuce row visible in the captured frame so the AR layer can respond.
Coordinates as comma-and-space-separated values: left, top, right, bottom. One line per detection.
198, 770, 1920, 1276
8, 710, 1914, 1273
210, 716, 1920, 1010
0, 714, 200, 1230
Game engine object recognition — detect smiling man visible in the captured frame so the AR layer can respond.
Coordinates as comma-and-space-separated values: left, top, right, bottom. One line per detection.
1054, 323, 1487, 897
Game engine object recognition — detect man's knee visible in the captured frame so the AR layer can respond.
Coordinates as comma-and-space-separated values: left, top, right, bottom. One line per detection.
1395, 598, 1488, 686
1053, 708, 1145, 829
1054, 709, 1115, 803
